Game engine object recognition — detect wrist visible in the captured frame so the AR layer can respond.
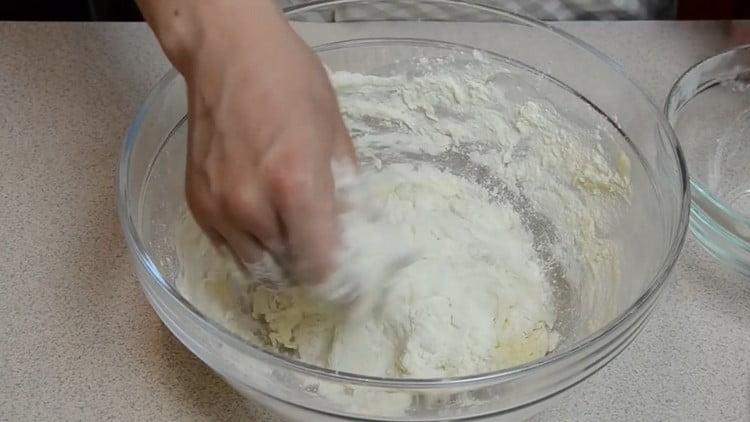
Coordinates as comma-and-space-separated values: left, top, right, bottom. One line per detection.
138, 0, 287, 74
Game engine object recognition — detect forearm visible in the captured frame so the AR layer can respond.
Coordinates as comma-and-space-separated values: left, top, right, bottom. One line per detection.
136, 0, 289, 72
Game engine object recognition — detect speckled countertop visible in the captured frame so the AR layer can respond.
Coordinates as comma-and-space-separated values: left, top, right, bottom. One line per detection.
0, 21, 748, 421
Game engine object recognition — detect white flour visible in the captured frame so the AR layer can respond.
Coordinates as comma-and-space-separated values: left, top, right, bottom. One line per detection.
175, 55, 630, 385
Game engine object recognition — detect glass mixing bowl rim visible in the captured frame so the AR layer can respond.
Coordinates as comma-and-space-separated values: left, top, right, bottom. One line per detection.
665, 43, 750, 249
118, 5, 690, 389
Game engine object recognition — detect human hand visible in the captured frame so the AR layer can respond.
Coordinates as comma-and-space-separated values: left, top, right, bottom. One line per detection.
139, 0, 355, 284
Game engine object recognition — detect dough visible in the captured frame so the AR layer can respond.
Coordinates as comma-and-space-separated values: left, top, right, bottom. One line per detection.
177, 161, 558, 377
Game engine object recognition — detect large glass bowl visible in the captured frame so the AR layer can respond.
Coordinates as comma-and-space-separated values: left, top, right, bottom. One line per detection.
117, 1, 689, 420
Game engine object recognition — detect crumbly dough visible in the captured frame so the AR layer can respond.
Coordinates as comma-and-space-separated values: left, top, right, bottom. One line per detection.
177, 161, 558, 378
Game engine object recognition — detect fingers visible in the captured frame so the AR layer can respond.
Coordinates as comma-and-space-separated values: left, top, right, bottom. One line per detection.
222, 230, 264, 265
219, 180, 283, 255
188, 189, 273, 265
269, 154, 339, 286
283, 189, 338, 286
188, 177, 280, 265
332, 126, 357, 164
186, 140, 280, 266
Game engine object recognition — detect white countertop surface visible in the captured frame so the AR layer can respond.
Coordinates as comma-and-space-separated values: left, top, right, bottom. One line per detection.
0, 20, 748, 421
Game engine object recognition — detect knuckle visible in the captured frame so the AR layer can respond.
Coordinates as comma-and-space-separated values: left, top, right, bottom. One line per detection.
262, 149, 313, 201
270, 169, 310, 207
214, 176, 262, 223
216, 187, 238, 215
185, 182, 218, 221
218, 187, 249, 217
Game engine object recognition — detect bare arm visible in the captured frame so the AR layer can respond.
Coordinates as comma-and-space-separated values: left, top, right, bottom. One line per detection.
137, 0, 355, 284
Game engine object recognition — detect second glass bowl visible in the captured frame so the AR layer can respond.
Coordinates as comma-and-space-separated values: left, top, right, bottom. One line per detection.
666, 44, 750, 275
